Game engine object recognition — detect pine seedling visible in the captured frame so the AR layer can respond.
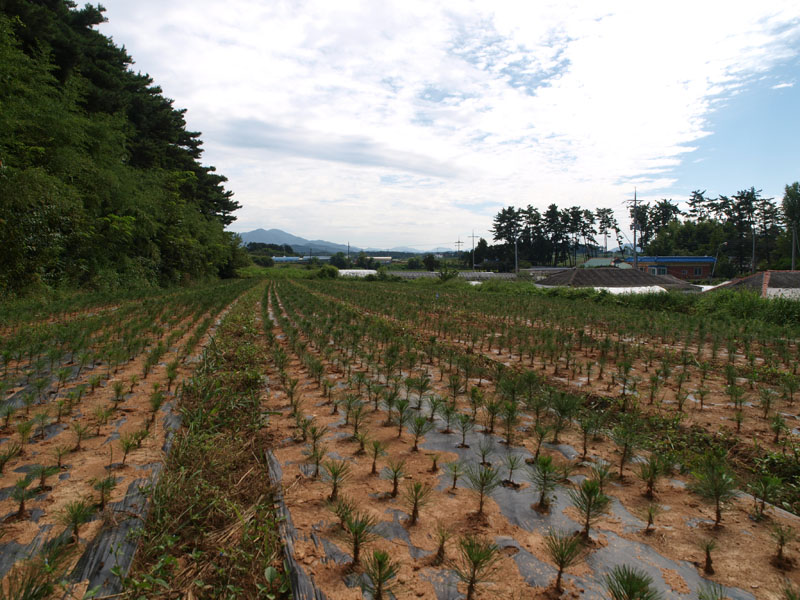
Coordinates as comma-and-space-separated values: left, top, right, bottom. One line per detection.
531, 422, 552, 460
361, 550, 399, 600
17, 419, 34, 445
11, 475, 36, 518
368, 440, 386, 475
690, 455, 736, 527
456, 413, 474, 448
771, 413, 788, 444
426, 395, 443, 422
577, 411, 603, 459
699, 538, 716, 574
93, 405, 112, 436
340, 510, 378, 566
433, 521, 452, 565
53, 444, 69, 468
785, 583, 800, 600
308, 423, 329, 455
639, 502, 663, 534
55, 399, 68, 423
503, 453, 523, 485
112, 381, 125, 404
604, 565, 663, 600
569, 478, 610, 540
350, 402, 366, 439
119, 433, 137, 466
410, 415, 434, 451
0, 442, 22, 473
395, 399, 410, 438
446, 461, 465, 490
1, 403, 16, 429
449, 534, 501, 600
528, 455, 559, 512
328, 495, 356, 529
749, 474, 782, 520
476, 436, 494, 466
771, 524, 796, 565
439, 402, 456, 433
610, 414, 640, 480
429, 453, 440, 473
89, 374, 102, 393
403, 481, 433, 526
59, 499, 95, 543
31, 464, 59, 491
91, 475, 117, 510
544, 529, 582, 592
383, 458, 406, 497
149, 390, 164, 423
355, 431, 369, 455
322, 459, 352, 502
22, 392, 36, 416
464, 463, 502, 516
307, 443, 327, 479
698, 582, 726, 600
637, 454, 666, 499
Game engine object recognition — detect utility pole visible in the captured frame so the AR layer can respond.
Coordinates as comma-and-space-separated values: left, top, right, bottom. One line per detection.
633, 188, 638, 270
468, 230, 480, 270
347, 242, 350, 261
624, 188, 639, 270
453, 238, 464, 271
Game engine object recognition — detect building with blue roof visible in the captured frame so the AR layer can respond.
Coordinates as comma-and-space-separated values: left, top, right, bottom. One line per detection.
623, 256, 715, 280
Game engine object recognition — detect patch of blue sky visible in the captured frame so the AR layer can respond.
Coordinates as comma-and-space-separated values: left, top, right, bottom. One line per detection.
658, 58, 800, 203
379, 174, 444, 189
380, 76, 402, 94
500, 53, 570, 96
459, 199, 501, 214
447, 19, 509, 70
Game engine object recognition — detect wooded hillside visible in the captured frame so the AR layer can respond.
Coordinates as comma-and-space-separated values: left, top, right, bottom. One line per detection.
0, 1, 247, 296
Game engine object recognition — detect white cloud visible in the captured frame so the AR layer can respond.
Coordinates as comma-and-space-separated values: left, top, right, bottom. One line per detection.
772, 81, 795, 89
98, 0, 800, 247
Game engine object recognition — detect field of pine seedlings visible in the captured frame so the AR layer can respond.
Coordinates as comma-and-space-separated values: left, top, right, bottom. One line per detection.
261, 278, 799, 600
1, 276, 798, 599
0, 279, 257, 596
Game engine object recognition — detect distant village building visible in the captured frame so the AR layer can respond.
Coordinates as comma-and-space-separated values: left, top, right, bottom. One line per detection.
370, 256, 393, 264
519, 267, 570, 281
718, 271, 800, 299
624, 256, 715, 280
581, 258, 631, 269
536, 267, 676, 294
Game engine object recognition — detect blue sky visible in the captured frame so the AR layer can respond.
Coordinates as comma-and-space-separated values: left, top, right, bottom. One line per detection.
98, 1, 800, 249
663, 60, 800, 205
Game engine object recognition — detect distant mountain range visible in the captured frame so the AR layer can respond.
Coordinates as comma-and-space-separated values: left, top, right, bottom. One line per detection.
237, 228, 453, 255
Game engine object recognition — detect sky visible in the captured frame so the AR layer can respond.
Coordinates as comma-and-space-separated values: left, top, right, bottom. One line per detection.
98, 1, 800, 250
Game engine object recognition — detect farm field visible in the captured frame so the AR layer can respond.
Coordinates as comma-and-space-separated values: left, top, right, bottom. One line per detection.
261, 279, 799, 600
0, 279, 257, 596
2, 276, 798, 599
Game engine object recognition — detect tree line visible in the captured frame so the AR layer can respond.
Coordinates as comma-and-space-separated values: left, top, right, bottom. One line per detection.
0, 1, 248, 296
479, 185, 800, 275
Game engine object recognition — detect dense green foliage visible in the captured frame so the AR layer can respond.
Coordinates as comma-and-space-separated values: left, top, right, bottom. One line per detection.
0, 2, 247, 295
479, 187, 797, 273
